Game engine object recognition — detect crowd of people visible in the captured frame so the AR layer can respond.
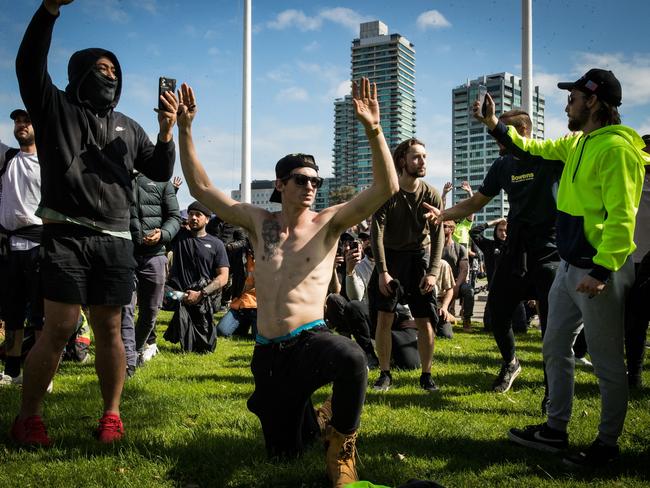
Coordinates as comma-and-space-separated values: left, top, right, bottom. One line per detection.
0, 1, 648, 487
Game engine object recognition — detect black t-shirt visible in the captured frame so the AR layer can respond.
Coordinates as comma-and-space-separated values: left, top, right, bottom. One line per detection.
441, 241, 467, 278
168, 228, 229, 291
478, 153, 563, 255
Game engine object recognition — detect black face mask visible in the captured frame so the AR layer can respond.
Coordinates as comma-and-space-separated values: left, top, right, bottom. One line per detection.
79, 67, 117, 110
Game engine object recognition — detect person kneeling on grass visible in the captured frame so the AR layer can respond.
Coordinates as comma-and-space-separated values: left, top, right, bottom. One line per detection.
176, 78, 398, 488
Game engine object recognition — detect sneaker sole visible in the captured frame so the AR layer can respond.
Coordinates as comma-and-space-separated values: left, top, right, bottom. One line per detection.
493, 364, 522, 393
372, 385, 391, 392
507, 430, 566, 453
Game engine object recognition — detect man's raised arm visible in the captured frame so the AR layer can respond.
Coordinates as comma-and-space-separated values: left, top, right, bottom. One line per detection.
16, 0, 72, 124
176, 83, 262, 234
329, 78, 399, 234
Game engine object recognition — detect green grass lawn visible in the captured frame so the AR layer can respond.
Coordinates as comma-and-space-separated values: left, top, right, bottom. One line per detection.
1, 311, 648, 488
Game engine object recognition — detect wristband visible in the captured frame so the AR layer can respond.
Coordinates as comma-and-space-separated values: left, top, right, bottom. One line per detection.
365, 125, 382, 139
200, 288, 209, 298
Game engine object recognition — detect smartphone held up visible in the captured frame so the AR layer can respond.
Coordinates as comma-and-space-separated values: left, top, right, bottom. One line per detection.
477, 84, 488, 118
158, 76, 176, 110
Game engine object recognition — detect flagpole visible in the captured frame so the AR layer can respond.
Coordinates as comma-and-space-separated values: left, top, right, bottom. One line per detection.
522, 0, 533, 116
241, 0, 252, 203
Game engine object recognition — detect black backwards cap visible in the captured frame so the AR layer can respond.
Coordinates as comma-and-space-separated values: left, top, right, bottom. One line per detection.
557, 68, 622, 107
269, 153, 319, 203
10, 109, 29, 120
187, 201, 212, 217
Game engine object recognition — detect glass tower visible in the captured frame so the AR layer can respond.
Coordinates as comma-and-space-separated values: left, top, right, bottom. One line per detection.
451, 72, 545, 223
333, 21, 416, 190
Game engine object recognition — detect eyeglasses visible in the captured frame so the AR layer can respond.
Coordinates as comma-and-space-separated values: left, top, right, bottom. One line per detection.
443, 225, 455, 229
282, 173, 324, 188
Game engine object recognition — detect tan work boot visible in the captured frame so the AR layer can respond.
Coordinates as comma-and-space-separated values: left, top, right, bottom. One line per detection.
315, 396, 333, 437
463, 318, 472, 331
325, 425, 358, 488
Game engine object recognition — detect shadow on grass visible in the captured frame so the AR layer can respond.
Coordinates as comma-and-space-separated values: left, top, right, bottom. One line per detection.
358, 432, 650, 485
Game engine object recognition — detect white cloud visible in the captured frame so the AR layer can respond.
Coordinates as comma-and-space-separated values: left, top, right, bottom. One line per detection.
207, 47, 220, 57
266, 7, 370, 34
267, 9, 321, 31
303, 41, 320, 53
418, 113, 452, 186
136, 0, 158, 15
333, 80, 351, 99
638, 118, 650, 137
276, 87, 309, 102
544, 114, 571, 140
83, 0, 129, 23
265, 67, 293, 84
416, 10, 451, 31
319, 7, 372, 33
575, 52, 650, 106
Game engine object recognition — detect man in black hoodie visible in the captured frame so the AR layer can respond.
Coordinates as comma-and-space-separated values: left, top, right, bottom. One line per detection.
11, 0, 177, 446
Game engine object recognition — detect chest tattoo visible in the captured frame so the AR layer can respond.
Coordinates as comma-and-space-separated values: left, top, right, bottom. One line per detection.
261, 219, 282, 260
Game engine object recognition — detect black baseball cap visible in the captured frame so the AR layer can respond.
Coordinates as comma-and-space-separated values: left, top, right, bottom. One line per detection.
10, 109, 29, 120
269, 153, 319, 203
557, 68, 622, 107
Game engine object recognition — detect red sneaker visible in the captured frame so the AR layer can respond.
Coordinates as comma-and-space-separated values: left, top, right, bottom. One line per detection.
10, 415, 53, 447
94, 413, 124, 443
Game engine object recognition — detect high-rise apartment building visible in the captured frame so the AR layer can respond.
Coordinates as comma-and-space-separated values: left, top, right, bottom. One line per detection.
333, 20, 416, 190
451, 72, 544, 223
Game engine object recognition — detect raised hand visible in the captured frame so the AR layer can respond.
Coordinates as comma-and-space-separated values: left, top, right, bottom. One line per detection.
461, 181, 473, 195
44, 0, 74, 15
172, 176, 183, 189
157, 90, 179, 141
472, 92, 498, 129
177, 83, 198, 130
442, 181, 452, 198
352, 77, 379, 129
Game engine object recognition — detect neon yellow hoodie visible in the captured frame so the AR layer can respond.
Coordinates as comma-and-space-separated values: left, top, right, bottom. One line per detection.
491, 122, 647, 274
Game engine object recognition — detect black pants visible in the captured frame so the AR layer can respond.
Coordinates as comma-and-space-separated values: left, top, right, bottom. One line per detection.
1, 246, 43, 331
247, 326, 367, 458
483, 299, 527, 333
489, 256, 557, 364
626, 258, 650, 380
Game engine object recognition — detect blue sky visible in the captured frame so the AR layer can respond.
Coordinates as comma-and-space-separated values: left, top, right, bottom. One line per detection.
1, 0, 649, 209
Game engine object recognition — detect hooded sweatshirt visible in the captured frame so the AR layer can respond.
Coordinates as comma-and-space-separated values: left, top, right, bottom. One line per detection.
16, 5, 175, 233
490, 121, 647, 279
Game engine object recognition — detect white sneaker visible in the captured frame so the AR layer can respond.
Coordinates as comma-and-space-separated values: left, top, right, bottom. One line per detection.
0, 372, 22, 386
141, 343, 158, 363
575, 356, 593, 368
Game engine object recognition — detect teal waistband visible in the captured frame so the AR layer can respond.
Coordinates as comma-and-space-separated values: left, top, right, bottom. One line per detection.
255, 319, 326, 345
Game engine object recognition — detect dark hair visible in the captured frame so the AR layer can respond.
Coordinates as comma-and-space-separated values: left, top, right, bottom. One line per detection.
392, 138, 425, 175
594, 99, 621, 126
642, 134, 650, 147
499, 109, 532, 136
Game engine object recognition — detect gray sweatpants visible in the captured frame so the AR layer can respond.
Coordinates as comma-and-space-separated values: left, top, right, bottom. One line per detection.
544, 258, 634, 446
121, 254, 168, 368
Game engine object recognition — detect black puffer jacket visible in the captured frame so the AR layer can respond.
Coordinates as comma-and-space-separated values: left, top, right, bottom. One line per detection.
130, 173, 181, 257
16, 5, 175, 232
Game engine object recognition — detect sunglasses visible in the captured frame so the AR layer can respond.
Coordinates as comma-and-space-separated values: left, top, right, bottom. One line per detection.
282, 173, 324, 188
567, 93, 586, 105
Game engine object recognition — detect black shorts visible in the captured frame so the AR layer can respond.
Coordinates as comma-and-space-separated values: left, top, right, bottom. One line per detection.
0, 246, 44, 331
368, 248, 437, 319
41, 224, 136, 306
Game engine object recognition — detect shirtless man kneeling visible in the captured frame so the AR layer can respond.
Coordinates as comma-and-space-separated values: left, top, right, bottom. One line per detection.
176, 79, 398, 487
